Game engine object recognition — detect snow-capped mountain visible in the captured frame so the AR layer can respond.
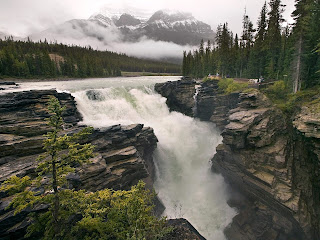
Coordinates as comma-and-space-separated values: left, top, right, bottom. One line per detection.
29, 9, 215, 61
87, 10, 215, 45
32, 9, 214, 46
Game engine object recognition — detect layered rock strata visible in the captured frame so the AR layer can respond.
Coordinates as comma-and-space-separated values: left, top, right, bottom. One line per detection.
154, 80, 196, 117
212, 90, 305, 240
155, 79, 320, 240
0, 90, 158, 239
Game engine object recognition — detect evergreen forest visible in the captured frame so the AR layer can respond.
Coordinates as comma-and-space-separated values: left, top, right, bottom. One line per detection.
0, 38, 181, 79
182, 0, 320, 92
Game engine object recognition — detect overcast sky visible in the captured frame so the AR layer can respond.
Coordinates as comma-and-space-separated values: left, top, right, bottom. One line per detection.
0, 0, 295, 37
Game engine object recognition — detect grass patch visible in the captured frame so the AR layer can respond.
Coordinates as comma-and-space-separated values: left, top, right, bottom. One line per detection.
218, 78, 248, 94
263, 81, 320, 115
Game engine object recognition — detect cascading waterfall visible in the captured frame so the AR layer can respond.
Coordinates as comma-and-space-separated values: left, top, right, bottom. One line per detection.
10, 77, 236, 240
72, 85, 236, 240
193, 84, 201, 116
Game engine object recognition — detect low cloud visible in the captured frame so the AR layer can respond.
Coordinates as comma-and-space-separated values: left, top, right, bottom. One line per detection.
110, 37, 194, 60
30, 20, 196, 60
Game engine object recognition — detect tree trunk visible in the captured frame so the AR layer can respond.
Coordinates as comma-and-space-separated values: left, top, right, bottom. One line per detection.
294, 34, 302, 93
51, 126, 60, 238
52, 153, 60, 238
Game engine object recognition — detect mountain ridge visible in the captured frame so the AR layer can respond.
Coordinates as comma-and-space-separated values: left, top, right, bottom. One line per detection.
31, 9, 215, 46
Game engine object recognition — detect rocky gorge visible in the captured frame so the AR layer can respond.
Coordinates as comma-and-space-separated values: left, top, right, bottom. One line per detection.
0, 88, 204, 240
155, 79, 320, 240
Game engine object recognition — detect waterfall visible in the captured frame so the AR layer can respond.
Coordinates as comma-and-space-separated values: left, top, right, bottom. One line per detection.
12, 77, 236, 239
193, 84, 201, 116
72, 84, 236, 240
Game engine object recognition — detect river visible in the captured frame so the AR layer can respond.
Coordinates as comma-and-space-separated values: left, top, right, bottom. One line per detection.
3, 76, 236, 239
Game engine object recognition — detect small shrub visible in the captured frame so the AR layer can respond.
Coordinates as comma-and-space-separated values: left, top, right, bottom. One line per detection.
266, 80, 287, 99
218, 78, 234, 92
225, 82, 249, 94
202, 76, 209, 82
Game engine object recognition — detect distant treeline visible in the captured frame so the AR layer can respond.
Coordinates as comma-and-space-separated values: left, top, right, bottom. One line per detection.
0, 38, 181, 79
182, 0, 320, 92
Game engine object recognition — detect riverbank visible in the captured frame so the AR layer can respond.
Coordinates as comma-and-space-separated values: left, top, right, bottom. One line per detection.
0, 73, 181, 83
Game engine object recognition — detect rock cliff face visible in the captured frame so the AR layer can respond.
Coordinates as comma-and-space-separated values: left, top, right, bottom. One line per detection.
155, 80, 320, 240
292, 104, 320, 239
155, 80, 196, 117
0, 90, 158, 239
212, 90, 306, 240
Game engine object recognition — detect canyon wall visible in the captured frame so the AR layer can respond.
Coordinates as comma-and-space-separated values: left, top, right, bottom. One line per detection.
155, 79, 320, 240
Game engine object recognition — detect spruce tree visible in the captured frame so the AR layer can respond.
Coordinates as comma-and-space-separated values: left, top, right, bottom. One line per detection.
292, 0, 320, 90
265, 0, 285, 79
0, 97, 94, 239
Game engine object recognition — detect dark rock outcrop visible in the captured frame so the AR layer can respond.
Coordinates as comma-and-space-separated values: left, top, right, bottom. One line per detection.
155, 80, 196, 117
0, 82, 17, 86
195, 81, 239, 128
164, 218, 206, 240
155, 80, 320, 240
0, 90, 158, 239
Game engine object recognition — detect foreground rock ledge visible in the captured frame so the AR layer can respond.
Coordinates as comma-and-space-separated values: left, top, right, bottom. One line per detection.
0, 89, 204, 240
155, 80, 320, 240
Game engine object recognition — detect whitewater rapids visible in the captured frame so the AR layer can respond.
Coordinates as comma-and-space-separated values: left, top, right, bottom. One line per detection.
8, 77, 236, 239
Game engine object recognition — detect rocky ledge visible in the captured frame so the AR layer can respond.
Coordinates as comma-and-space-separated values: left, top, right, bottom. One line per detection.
155, 80, 320, 240
0, 90, 158, 239
155, 80, 196, 117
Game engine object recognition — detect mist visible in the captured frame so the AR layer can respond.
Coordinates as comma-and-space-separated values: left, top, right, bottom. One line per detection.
30, 20, 196, 60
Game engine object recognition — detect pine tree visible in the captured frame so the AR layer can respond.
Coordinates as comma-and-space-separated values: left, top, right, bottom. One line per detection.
255, 2, 268, 77
205, 40, 212, 75
292, 0, 320, 91
0, 97, 95, 238
265, 0, 285, 79
182, 51, 187, 76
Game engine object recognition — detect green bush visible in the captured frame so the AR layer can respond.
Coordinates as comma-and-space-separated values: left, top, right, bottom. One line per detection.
202, 76, 209, 82
264, 82, 320, 115
70, 181, 172, 240
217, 78, 248, 94
225, 82, 249, 94
217, 78, 234, 91
265, 80, 287, 99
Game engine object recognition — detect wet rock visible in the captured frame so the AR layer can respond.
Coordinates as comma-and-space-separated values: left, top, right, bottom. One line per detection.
155, 80, 196, 117
0, 82, 17, 86
164, 218, 206, 240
